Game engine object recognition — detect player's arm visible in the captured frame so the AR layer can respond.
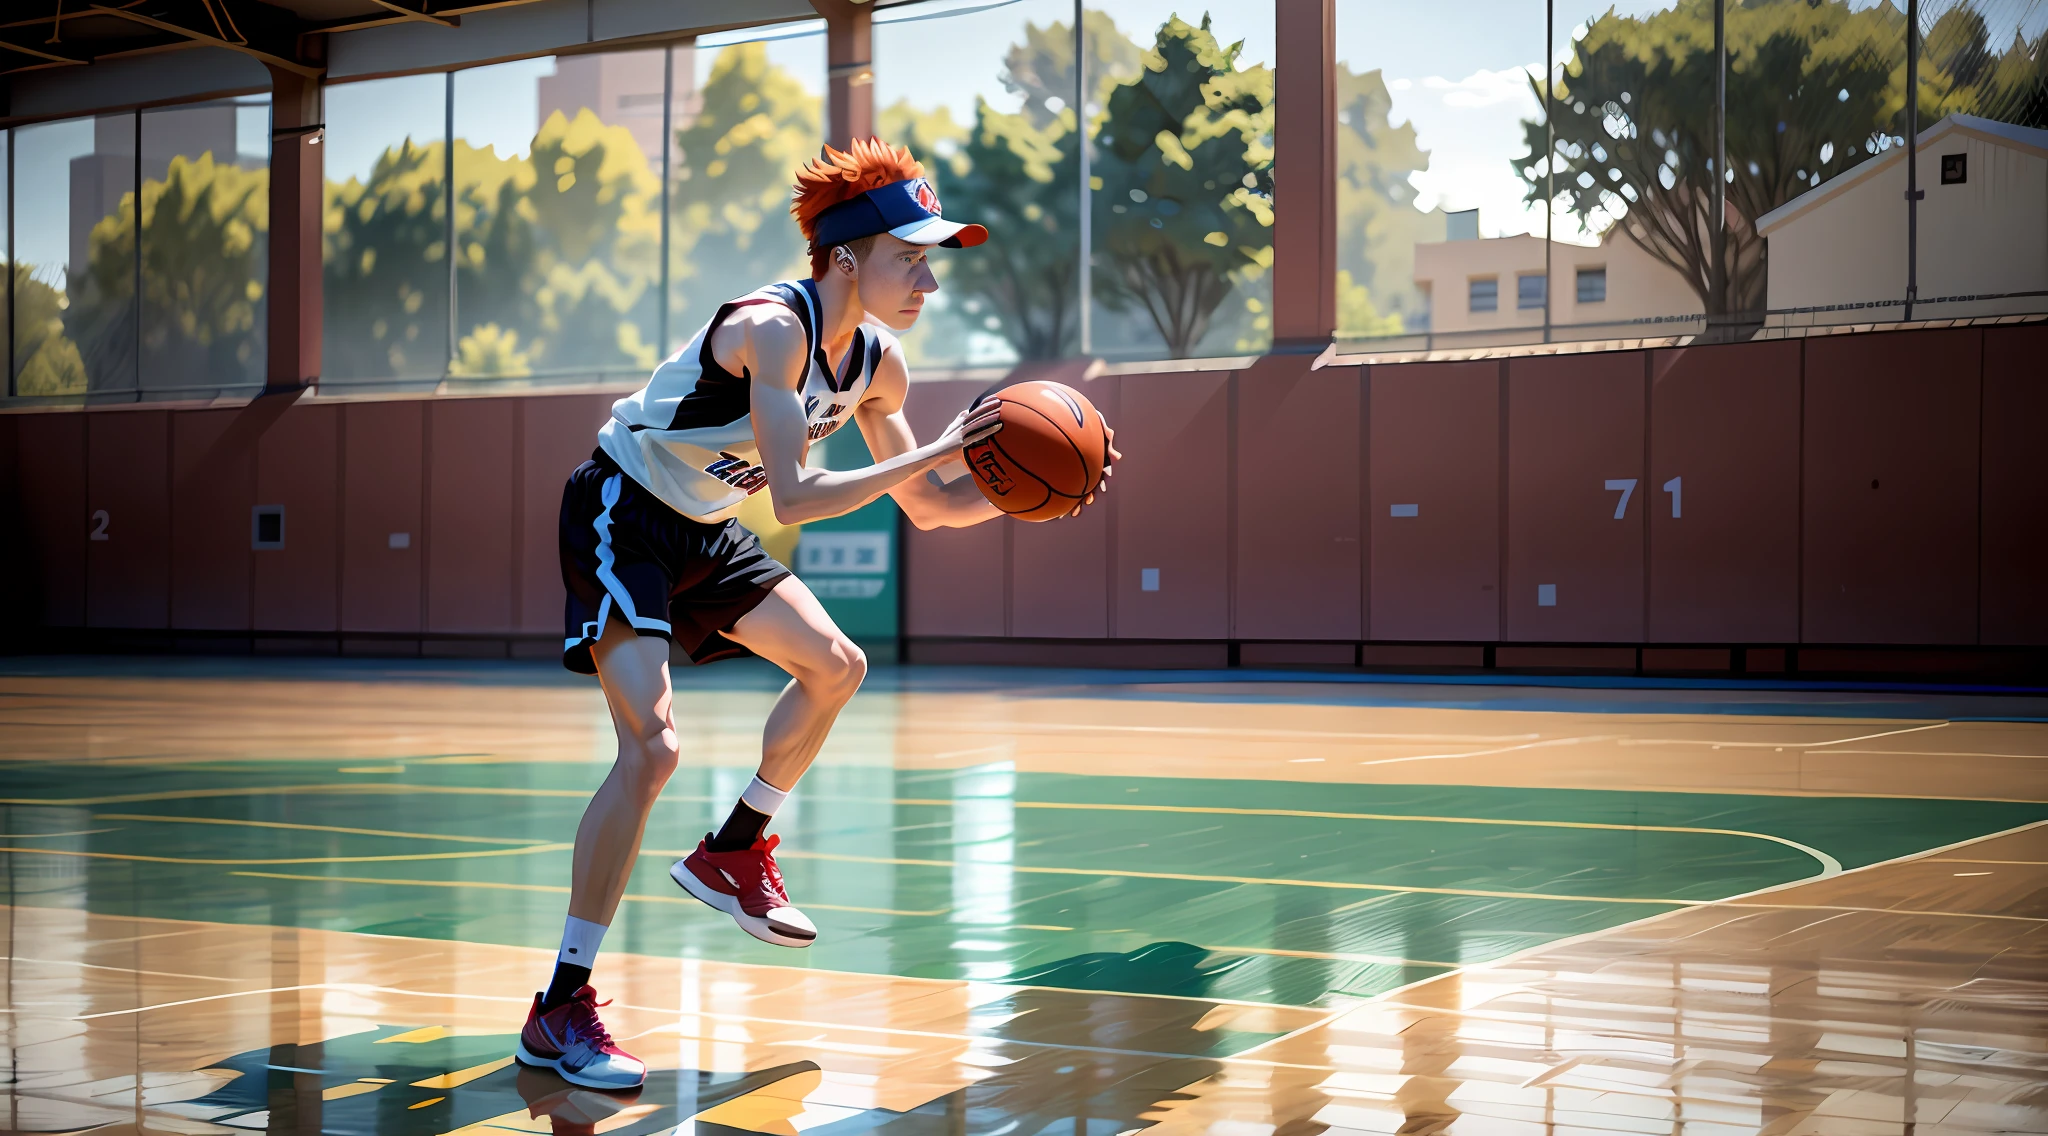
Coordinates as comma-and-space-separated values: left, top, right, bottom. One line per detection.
854, 338, 1001, 531
734, 308, 997, 526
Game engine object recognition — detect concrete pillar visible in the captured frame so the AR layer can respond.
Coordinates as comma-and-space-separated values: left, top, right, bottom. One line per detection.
1270, 0, 1338, 353
813, 0, 874, 149
266, 64, 324, 392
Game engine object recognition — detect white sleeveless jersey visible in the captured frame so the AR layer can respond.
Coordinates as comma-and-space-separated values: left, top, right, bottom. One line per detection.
597, 278, 885, 524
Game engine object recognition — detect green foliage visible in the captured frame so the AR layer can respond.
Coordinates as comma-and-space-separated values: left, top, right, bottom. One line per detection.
1091, 14, 1274, 358
1521, 0, 2047, 323
1335, 66, 1438, 335
669, 42, 822, 339
13, 267, 86, 396
140, 154, 269, 385
324, 138, 452, 379
999, 9, 1146, 130
940, 101, 1084, 359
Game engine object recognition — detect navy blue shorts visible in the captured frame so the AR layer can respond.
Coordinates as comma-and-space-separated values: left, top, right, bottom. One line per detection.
559, 451, 790, 674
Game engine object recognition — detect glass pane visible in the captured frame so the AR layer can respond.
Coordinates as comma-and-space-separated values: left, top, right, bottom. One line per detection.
1088, 3, 1275, 361
448, 52, 666, 383
1335, 0, 1546, 351
322, 73, 449, 383
668, 25, 826, 355
140, 96, 269, 398
874, 0, 1085, 368
14, 115, 135, 398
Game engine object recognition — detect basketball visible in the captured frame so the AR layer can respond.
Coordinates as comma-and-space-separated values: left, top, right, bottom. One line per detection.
962, 380, 1110, 522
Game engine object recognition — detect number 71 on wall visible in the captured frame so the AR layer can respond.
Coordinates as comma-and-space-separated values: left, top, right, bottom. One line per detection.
1603, 478, 1682, 519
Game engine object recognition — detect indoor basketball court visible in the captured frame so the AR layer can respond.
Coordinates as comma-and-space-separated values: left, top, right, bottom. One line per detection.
3, 660, 2044, 1133
4, 0, 2047, 1132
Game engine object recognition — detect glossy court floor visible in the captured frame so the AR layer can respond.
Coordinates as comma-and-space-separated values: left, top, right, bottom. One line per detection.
1, 658, 2045, 1136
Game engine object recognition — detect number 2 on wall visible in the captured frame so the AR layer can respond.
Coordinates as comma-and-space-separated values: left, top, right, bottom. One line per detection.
89, 509, 110, 541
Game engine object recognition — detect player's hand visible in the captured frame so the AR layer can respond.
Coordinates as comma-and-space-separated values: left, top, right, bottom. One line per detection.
936, 397, 1003, 456
1061, 424, 1119, 519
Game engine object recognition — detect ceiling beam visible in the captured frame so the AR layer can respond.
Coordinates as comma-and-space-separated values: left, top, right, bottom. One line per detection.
363, 0, 459, 28
87, 1, 320, 75
0, 37, 92, 67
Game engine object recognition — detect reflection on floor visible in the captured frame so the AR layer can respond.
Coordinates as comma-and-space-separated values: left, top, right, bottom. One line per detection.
0, 658, 2044, 1132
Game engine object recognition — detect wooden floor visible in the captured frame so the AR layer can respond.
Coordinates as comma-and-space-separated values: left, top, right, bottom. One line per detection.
1, 657, 2044, 1134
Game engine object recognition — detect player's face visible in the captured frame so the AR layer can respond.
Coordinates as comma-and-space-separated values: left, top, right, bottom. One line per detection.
856, 233, 940, 331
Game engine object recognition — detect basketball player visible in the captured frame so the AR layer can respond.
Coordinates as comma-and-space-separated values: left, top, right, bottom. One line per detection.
516, 139, 1111, 1089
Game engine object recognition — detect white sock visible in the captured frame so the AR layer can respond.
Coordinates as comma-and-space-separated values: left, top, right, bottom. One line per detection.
558, 915, 606, 967
740, 774, 790, 816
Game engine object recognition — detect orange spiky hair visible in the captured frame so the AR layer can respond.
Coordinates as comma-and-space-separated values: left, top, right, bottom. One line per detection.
792, 138, 925, 279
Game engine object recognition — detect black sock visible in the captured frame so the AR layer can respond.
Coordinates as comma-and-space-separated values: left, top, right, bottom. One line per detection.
708, 800, 771, 852
541, 961, 590, 1011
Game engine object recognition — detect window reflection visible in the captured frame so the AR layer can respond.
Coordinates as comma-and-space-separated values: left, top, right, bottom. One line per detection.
950, 761, 1015, 979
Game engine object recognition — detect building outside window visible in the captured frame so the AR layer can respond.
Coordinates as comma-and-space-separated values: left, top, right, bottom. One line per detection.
1469, 277, 1498, 313
1577, 267, 1607, 303
1517, 273, 1546, 309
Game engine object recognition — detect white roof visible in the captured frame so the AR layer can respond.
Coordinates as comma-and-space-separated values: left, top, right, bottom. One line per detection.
1755, 114, 2048, 235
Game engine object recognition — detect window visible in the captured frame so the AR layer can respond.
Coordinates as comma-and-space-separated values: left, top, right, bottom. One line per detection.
1577, 267, 1607, 304
1517, 273, 1546, 310
1468, 277, 1497, 313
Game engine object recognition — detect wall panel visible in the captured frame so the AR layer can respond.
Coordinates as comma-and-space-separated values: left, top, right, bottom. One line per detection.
1368, 361, 1500, 641
426, 399, 516, 634
1803, 330, 1980, 644
1233, 359, 1361, 640
900, 379, 1005, 637
170, 409, 256, 630
520, 394, 613, 634
1978, 325, 2046, 645
341, 400, 425, 633
87, 411, 171, 629
1504, 353, 1645, 642
18, 414, 87, 627
254, 402, 341, 632
1115, 371, 1230, 640
1647, 342, 1800, 643
1011, 376, 1116, 638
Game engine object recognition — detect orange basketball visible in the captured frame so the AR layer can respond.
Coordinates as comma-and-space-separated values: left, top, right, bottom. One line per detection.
962, 380, 1109, 522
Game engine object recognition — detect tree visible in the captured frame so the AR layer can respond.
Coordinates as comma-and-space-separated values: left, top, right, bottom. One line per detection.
323, 138, 452, 380
1092, 15, 1274, 358
669, 42, 822, 343
999, 8, 1145, 130
1521, 0, 1928, 333
942, 102, 1083, 359
138, 153, 269, 386
1334, 64, 1436, 336
13, 268, 86, 396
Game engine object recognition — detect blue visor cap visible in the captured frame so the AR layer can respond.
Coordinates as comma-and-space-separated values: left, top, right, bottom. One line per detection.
811, 177, 989, 250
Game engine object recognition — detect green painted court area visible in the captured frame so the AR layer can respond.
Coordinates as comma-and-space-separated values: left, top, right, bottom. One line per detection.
5, 756, 2040, 1007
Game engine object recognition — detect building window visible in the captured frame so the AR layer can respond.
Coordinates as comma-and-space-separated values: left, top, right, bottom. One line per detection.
1469, 277, 1498, 313
1517, 274, 1546, 310
1577, 267, 1607, 303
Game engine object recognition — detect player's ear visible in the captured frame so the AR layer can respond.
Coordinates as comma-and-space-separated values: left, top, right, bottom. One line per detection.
832, 245, 859, 278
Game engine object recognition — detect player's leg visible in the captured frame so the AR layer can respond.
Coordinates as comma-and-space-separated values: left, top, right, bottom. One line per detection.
518, 615, 668, 1089
670, 576, 864, 947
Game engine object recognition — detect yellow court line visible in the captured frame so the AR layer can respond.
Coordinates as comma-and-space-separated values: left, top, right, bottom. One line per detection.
1723, 901, 2048, 923
686, 849, 1700, 906
1926, 858, 2048, 865
888, 800, 1844, 877
94, 814, 553, 846
0, 844, 569, 867
227, 871, 949, 918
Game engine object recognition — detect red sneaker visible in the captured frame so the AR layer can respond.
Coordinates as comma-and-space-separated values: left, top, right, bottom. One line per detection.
671, 834, 818, 947
515, 986, 646, 1090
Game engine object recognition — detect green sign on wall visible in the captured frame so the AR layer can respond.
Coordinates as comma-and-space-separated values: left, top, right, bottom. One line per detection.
794, 428, 900, 655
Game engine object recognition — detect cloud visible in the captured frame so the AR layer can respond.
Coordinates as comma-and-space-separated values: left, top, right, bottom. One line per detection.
1419, 66, 1543, 110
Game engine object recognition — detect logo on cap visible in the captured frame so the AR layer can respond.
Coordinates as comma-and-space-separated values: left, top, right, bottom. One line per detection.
912, 179, 941, 216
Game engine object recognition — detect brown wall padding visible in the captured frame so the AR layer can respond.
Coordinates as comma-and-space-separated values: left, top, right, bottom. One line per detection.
1803, 330, 1982, 645
520, 395, 614, 634
1647, 342, 1801, 643
1114, 371, 1230, 640
900, 379, 1005, 638
1234, 358, 1363, 641
341, 400, 426, 634
170, 409, 256, 631
1504, 353, 1646, 643
1010, 377, 1116, 640
87, 411, 171, 630
1979, 325, 2048, 645
425, 399, 517, 634
253, 402, 341, 633
1367, 361, 1501, 642
20, 414, 87, 628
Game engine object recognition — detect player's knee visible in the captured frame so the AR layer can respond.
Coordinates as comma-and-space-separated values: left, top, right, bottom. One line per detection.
618, 722, 680, 789
804, 638, 866, 699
